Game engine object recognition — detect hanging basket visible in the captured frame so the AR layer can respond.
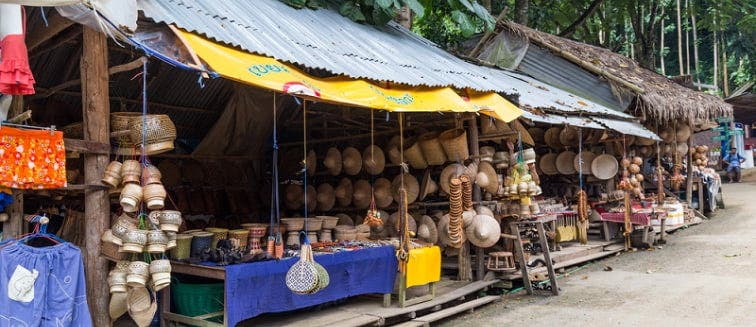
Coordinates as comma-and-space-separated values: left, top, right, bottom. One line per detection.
438, 128, 469, 162
128, 114, 177, 155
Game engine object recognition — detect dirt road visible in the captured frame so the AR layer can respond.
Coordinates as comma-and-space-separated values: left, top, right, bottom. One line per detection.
439, 177, 756, 327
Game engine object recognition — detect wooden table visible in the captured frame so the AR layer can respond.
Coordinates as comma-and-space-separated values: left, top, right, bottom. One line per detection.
161, 262, 226, 327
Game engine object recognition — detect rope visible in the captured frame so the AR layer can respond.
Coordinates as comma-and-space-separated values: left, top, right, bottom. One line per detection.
302, 100, 308, 234
269, 93, 280, 237
578, 128, 584, 190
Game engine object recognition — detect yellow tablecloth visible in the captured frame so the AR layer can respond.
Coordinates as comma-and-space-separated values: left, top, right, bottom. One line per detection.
406, 246, 441, 288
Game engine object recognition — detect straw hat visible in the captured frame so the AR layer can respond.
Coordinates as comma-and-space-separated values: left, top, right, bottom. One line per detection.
437, 214, 452, 247
439, 128, 469, 162
676, 142, 689, 157
636, 137, 656, 146
306, 150, 317, 176
127, 286, 157, 327
465, 215, 501, 248
465, 162, 479, 183
676, 123, 691, 141
659, 128, 675, 143
392, 173, 419, 204
304, 185, 317, 212
545, 127, 562, 149
323, 147, 342, 176
387, 211, 417, 237
417, 215, 438, 244
352, 180, 372, 209
335, 178, 353, 207
373, 178, 394, 208
418, 169, 438, 201
342, 147, 362, 175
403, 137, 428, 169
573, 151, 597, 175
335, 213, 354, 226
418, 132, 448, 165
480, 146, 495, 162
284, 184, 304, 210
385, 135, 402, 166
539, 153, 558, 175
363, 145, 386, 175
109, 292, 128, 319
591, 154, 619, 180
528, 127, 546, 144
556, 151, 577, 175
316, 183, 335, 211
476, 161, 499, 194
559, 126, 579, 146
439, 163, 466, 195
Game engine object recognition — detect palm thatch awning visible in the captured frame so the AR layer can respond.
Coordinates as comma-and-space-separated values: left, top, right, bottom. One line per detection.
497, 21, 732, 124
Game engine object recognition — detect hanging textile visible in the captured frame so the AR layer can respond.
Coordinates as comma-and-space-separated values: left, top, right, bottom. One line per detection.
0, 187, 11, 211
0, 126, 67, 189
0, 4, 35, 95
0, 242, 92, 326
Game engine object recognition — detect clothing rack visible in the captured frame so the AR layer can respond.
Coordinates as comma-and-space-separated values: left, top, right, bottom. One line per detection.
0, 121, 56, 132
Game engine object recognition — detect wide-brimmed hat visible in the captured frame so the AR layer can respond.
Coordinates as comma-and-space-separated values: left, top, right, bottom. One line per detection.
545, 127, 563, 149
352, 179, 372, 209
418, 169, 439, 201
476, 161, 499, 194
559, 126, 579, 146
335, 178, 353, 207
387, 211, 417, 237
373, 178, 394, 208
316, 183, 335, 211
363, 145, 386, 175
385, 135, 402, 166
127, 286, 157, 327
465, 215, 501, 248
556, 151, 577, 175
437, 214, 452, 247
305, 185, 317, 212
676, 123, 691, 141
392, 173, 419, 204
539, 153, 558, 175
306, 150, 317, 176
323, 147, 342, 176
284, 184, 304, 210
418, 131, 448, 165
591, 154, 619, 180
342, 147, 362, 175
417, 215, 438, 244
439, 163, 466, 195
335, 213, 354, 226
636, 136, 656, 146
403, 137, 428, 169
479, 146, 495, 162
659, 128, 675, 143
573, 151, 596, 175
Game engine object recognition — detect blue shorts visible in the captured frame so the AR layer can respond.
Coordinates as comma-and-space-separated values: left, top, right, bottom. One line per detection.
0, 242, 92, 326
727, 165, 741, 174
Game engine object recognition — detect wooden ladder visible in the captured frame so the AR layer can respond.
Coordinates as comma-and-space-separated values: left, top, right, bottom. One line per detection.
509, 220, 559, 296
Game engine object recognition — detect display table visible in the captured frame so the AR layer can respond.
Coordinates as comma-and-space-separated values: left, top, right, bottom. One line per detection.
161, 245, 398, 327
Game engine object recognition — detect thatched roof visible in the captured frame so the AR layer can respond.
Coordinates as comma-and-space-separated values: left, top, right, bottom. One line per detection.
500, 21, 732, 124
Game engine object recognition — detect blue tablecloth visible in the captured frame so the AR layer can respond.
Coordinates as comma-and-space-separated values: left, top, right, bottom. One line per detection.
224, 246, 397, 326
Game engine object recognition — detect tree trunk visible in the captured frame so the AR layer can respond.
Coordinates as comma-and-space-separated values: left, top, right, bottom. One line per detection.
558, 0, 605, 37
660, 7, 666, 75
676, 0, 684, 75
685, 0, 690, 75
722, 38, 729, 96
713, 27, 718, 91
690, 2, 700, 88
514, 0, 529, 25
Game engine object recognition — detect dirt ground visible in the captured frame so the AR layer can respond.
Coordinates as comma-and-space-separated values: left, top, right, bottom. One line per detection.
439, 170, 756, 327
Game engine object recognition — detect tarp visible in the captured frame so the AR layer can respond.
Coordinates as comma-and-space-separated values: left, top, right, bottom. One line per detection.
178, 30, 523, 121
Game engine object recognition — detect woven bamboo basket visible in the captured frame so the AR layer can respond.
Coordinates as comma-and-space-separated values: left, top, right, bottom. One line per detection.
403, 138, 428, 169
111, 112, 141, 146
228, 229, 250, 249
128, 114, 177, 155
439, 128, 469, 162
418, 132, 447, 165
170, 234, 193, 261
61, 122, 83, 139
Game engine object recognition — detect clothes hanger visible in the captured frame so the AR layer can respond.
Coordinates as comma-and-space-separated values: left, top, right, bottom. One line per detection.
16, 215, 65, 244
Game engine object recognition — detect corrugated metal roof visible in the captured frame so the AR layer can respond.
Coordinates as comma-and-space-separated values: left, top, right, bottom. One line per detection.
522, 112, 659, 140
590, 117, 661, 141
521, 112, 603, 129
138, 0, 504, 92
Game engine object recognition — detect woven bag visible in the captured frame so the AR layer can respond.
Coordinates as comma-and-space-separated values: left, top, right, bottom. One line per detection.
286, 235, 320, 294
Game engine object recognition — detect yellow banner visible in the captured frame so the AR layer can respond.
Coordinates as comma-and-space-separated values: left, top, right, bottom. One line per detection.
179, 30, 476, 113
462, 90, 524, 123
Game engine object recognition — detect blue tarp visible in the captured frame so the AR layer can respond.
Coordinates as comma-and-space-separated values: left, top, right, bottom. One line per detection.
224, 246, 397, 326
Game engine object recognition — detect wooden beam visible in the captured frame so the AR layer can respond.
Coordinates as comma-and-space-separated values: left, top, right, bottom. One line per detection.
36, 57, 147, 98
64, 138, 111, 155
81, 27, 111, 327
27, 12, 75, 52
39, 89, 219, 115
29, 25, 82, 60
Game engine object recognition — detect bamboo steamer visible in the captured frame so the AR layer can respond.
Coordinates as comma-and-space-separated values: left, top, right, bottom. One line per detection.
128, 114, 177, 155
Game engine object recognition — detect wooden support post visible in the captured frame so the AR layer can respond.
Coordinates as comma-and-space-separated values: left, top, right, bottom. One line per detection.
467, 114, 485, 281
457, 115, 472, 282
685, 137, 693, 207
4, 96, 25, 238
81, 27, 111, 327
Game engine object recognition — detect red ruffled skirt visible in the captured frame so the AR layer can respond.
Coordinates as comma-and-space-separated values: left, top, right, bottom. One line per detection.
0, 34, 35, 95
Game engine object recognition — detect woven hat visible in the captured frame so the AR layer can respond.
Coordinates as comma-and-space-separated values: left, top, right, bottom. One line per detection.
528, 127, 546, 144
636, 137, 656, 146
465, 215, 501, 248
335, 178, 353, 207
545, 127, 562, 149
109, 292, 128, 319
439, 163, 466, 195
476, 161, 499, 194
416, 215, 438, 244
676, 142, 689, 157
418, 169, 439, 201
363, 145, 386, 175
342, 147, 362, 175
127, 286, 156, 327
392, 173, 419, 204
559, 126, 579, 146
403, 137, 428, 169
591, 154, 619, 180
437, 214, 452, 247
539, 153, 558, 175
439, 128, 469, 162
306, 150, 317, 176
387, 211, 417, 237
373, 178, 394, 208
335, 213, 354, 226
556, 151, 577, 175
573, 151, 597, 175
492, 151, 509, 169
316, 183, 335, 211
284, 184, 304, 210
511, 120, 535, 146
480, 146, 495, 162
659, 128, 675, 143
676, 123, 691, 141
323, 147, 342, 176
385, 135, 402, 166
352, 180, 372, 209
418, 131, 448, 165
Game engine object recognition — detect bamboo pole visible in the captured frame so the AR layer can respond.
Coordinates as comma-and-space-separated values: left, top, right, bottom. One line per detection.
690, 2, 701, 88
676, 0, 684, 75
467, 114, 486, 281
81, 27, 111, 327
660, 8, 666, 75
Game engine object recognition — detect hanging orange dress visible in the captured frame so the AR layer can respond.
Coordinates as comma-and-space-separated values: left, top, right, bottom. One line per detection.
0, 126, 66, 189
